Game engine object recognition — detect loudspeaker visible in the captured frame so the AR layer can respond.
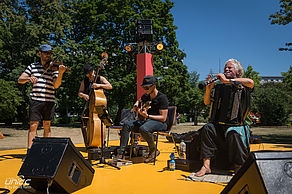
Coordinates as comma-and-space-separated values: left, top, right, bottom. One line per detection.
135, 19, 153, 42
221, 151, 292, 194
18, 137, 95, 193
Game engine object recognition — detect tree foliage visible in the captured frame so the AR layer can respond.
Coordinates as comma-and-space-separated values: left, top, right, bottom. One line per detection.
253, 83, 290, 125
269, 0, 292, 51
281, 65, 292, 114
244, 65, 261, 88
269, 0, 292, 25
0, 0, 199, 125
0, 79, 23, 124
282, 65, 292, 90
177, 71, 205, 125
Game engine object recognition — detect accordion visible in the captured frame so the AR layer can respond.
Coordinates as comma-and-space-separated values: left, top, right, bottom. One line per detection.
209, 84, 251, 125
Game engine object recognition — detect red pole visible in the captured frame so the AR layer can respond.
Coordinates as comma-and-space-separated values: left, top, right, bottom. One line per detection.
136, 53, 153, 100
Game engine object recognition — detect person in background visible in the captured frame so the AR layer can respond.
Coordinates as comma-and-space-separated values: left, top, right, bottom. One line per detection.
176, 112, 181, 124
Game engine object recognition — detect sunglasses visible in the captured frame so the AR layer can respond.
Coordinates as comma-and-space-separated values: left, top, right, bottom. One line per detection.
143, 86, 152, 90
42, 51, 52, 55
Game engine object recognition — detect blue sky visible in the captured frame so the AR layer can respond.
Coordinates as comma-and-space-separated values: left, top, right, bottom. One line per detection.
171, 0, 292, 80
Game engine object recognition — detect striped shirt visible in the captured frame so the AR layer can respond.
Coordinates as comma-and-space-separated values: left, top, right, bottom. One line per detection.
24, 62, 59, 102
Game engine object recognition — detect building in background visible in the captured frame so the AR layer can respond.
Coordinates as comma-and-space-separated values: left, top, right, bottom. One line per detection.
260, 76, 283, 84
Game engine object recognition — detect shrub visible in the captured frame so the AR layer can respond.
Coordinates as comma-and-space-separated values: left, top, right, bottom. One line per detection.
253, 87, 289, 125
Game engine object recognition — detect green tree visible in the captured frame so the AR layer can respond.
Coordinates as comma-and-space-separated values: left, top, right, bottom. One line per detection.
270, 0, 292, 25
0, 0, 193, 126
282, 65, 292, 90
269, 0, 292, 51
0, 79, 23, 125
244, 65, 261, 88
71, 0, 190, 123
1, 0, 78, 124
177, 71, 205, 125
281, 66, 292, 114
253, 83, 290, 125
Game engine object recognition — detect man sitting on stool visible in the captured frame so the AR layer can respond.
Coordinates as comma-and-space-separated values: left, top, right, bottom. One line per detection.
117, 75, 169, 163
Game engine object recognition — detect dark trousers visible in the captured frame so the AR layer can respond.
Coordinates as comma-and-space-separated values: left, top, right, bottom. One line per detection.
119, 119, 167, 154
200, 123, 248, 166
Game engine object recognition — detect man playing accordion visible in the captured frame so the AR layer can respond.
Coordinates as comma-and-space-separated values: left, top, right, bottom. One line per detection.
195, 59, 254, 177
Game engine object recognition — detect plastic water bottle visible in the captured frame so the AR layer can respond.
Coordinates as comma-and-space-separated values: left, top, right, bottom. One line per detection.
179, 140, 186, 159
169, 153, 175, 171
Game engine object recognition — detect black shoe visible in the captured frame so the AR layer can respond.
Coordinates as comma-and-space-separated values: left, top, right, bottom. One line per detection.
144, 150, 160, 163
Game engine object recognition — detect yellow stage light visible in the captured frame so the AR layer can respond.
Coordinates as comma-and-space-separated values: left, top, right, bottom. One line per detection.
156, 43, 164, 51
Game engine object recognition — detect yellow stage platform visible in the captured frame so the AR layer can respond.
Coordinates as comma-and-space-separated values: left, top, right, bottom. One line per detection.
1, 139, 291, 194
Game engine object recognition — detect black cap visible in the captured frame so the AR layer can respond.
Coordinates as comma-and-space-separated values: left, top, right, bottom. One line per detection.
141, 75, 157, 86
83, 64, 93, 75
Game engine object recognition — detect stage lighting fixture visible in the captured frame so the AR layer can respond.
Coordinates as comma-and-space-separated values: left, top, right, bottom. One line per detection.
125, 44, 132, 52
156, 43, 164, 51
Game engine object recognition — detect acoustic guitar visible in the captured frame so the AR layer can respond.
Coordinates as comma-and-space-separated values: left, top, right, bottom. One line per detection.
136, 100, 151, 121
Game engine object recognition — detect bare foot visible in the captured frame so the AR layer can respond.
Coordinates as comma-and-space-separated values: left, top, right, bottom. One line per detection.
0, 132, 4, 139
194, 165, 211, 177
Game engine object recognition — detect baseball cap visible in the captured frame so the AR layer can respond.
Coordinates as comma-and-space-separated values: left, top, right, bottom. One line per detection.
39, 44, 52, 52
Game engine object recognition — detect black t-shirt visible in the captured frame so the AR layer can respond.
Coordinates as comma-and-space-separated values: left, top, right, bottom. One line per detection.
83, 76, 101, 95
141, 91, 168, 116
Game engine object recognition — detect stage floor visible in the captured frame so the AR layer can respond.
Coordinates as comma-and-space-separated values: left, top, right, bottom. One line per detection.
1, 139, 292, 194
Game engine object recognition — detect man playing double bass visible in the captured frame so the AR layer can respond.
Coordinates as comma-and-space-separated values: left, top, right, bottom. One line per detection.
78, 63, 112, 148
78, 64, 112, 101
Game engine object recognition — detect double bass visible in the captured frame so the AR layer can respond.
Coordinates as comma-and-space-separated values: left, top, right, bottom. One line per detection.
81, 52, 111, 148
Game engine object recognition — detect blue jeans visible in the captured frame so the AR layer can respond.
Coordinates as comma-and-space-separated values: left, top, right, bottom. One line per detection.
119, 119, 167, 154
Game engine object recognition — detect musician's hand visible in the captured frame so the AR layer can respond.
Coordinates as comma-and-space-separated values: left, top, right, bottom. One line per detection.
58, 64, 66, 74
138, 109, 148, 118
131, 105, 138, 112
83, 94, 89, 101
216, 73, 229, 83
206, 74, 215, 90
92, 83, 102, 89
30, 75, 38, 84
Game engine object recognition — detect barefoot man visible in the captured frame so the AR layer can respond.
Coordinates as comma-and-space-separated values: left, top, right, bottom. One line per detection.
195, 58, 254, 176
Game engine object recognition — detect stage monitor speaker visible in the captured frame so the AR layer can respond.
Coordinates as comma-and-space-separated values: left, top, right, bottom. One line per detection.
18, 137, 95, 193
221, 151, 292, 194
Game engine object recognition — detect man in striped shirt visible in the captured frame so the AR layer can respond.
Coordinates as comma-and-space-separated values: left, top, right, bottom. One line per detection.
18, 44, 66, 159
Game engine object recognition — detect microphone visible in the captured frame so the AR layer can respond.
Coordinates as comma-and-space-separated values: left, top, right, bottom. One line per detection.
198, 75, 223, 90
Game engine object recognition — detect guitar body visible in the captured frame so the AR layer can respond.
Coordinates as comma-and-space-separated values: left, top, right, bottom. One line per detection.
86, 89, 107, 147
